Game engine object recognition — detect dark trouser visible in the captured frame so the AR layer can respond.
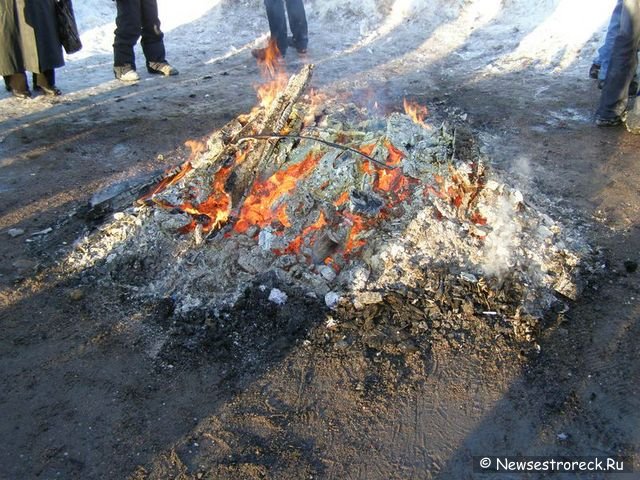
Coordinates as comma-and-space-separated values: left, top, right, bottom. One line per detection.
113, 0, 166, 68
264, 0, 308, 56
597, 0, 640, 119
33, 70, 55, 88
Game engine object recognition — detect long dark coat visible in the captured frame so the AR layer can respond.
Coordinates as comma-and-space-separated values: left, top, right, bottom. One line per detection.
0, 0, 64, 75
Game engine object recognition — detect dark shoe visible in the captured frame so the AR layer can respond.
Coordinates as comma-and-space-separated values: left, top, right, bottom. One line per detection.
595, 114, 625, 127
114, 65, 140, 82
34, 84, 62, 96
589, 63, 600, 79
147, 62, 179, 76
287, 36, 307, 54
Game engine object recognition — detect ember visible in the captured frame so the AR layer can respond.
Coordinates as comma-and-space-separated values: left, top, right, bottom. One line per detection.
233, 150, 323, 234
177, 164, 232, 233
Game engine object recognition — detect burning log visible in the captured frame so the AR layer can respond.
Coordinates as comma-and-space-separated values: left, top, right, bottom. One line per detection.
131, 65, 316, 237
226, 64, 315, 208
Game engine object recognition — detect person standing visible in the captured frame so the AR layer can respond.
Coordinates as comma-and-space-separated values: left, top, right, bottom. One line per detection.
596, 0, 640, 126
252, 0, 308, 59
591, 0, 624, 82
590, 0, 638, 95
113, 0, 178, 82
0, 0, 64, 98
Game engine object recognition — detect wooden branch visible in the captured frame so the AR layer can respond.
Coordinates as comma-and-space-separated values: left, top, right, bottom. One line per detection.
237, 134, 398, 170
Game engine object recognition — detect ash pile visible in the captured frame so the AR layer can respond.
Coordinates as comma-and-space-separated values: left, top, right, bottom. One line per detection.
66, 64, 586, 355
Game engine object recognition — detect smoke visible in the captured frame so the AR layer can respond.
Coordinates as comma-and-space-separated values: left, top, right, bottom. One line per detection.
512, 155, 532, 179
481, 155, 534, 279
481, 194, 521, 278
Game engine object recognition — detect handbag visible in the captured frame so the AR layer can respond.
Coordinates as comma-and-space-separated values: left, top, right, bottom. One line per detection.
54, 0, 82, 54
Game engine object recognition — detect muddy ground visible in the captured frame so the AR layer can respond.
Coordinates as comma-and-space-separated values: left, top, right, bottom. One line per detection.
1, 3, 639, 479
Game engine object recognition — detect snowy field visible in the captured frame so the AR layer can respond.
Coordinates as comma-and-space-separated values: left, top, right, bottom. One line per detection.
2, 0, 616, 111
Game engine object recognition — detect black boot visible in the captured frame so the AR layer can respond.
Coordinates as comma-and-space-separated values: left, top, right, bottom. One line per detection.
7, 73, 31, 99
33, 70, 61, 96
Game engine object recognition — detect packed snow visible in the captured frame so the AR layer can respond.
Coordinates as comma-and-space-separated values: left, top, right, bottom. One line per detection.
2, 0, 616, 106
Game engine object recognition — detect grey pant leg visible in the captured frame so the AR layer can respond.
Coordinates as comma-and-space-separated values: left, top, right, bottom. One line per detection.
285, 0, 307, 48
597, 0, 640, 119
264, 0, 288, 55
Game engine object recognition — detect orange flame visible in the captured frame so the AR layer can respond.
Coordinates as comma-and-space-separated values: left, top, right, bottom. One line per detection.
178, 165, 233, 233
343, 211, 367, 254
359, 143, 376, 156
376, 168, 408, 193
359, 143, 377, 175
233, 151, 323, 233
333, 191, 350, 207
274, 203, 291, 229
140, 162, 193, 202
425, 184, 446, 199
374, 141, 408, 194
233, 147, 249, 165
470, 211, 487, 225
403, 98, 429, 129
383, 140, 405, 166
139, 138, 208, 202
185, 139, 207, 160
324, 256, 340, 273
255, 38, 288, 108
282, 211, 328, 255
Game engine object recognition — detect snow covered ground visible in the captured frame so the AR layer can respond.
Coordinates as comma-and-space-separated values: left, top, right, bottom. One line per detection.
3, 0, 616, 108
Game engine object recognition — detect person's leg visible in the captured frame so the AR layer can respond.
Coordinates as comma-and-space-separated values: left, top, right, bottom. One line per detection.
33, 70, 61, 96
140, 0, 166, 64
6, 72, 30, 98
597, 0, 640, 123
596, 0, 624, 80
113, 0, 142, 68
264, 0, 288, 55
285, 0, 308, 51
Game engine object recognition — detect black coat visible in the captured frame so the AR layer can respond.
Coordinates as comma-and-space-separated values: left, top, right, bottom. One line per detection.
0, 0, 64, 75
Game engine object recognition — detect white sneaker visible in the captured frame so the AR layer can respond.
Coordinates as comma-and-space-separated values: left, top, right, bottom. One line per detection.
114, 66, 140, 82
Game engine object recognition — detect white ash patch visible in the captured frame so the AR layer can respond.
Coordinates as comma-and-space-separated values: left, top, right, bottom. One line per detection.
268, 288, 288, 305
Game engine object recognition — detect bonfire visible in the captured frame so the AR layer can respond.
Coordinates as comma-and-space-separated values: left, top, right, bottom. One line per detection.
67, 46, 586, 348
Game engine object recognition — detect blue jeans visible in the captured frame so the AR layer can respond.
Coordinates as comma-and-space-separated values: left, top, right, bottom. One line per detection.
597, 0, 640, 119
264, 0, 307, 56
113, 0, 166, 67
594, 0, 624, 81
